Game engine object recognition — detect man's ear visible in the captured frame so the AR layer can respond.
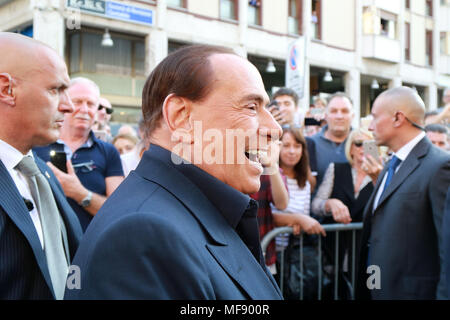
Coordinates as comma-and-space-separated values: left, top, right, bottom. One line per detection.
0, 73, 15, 106
162, 93, 193, 144
393, 111, 405, 128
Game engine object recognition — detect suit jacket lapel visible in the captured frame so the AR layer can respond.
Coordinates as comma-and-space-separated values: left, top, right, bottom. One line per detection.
0, 160, 54, 295
375, 138, 428, 211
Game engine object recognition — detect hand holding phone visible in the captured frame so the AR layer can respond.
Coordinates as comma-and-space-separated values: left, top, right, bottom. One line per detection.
363, 140, 380, 163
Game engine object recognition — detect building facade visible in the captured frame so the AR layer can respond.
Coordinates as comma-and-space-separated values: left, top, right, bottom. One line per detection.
1, 0, 449, 127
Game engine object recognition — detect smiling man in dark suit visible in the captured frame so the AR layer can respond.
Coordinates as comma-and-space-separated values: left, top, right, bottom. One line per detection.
356, 86, 450, 300
65, 45, 283, 299
0, 32, 82, 299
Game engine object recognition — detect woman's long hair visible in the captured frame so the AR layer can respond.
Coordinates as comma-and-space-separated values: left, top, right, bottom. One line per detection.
280, 126, 310, 189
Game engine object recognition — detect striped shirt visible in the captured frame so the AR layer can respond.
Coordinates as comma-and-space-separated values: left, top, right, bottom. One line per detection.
272, 178, 311, 249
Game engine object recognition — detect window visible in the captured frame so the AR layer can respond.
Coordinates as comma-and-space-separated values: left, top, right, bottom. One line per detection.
405, 22, 411, 61
248, 0, 261, 26
220, 0, 238, 21
311, 0, 321, 40
379, 11, 396, 39
69, 30, 146, 77
167, 0, 187, 9
426, 30, 433, 66
426, 0, 433, 16
288, 0, 302, 35
405, 0, 410, 9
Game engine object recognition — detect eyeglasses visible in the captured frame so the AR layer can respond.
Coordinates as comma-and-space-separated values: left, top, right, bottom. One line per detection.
353, 140, 364, 147
98, 105, 114, 114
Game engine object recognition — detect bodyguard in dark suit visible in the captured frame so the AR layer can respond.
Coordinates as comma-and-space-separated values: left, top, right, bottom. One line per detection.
65, 45, 283, 299
0, 33, 82, 299
356, 86, 450, 300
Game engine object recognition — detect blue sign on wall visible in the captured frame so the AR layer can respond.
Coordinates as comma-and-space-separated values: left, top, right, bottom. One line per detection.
67, 0, 153, 26
106, 1, 153, 26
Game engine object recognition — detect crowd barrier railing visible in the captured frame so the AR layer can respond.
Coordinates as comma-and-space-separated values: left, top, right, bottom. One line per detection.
261, 222, 363, 300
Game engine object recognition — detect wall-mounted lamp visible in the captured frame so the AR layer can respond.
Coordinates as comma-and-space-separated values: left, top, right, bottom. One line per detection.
101, 29, 114, 47
323, 70, 333, 82
371, 79, 380, 89
266, 59, 276, 73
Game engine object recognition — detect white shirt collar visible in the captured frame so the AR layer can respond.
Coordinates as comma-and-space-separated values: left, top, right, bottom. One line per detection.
394, 131, 426, 162
0, 139, 34, 171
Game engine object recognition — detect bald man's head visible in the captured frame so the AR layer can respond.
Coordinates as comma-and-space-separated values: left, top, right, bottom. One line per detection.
376, 86, 425, 124
0, 32, 59, 79
369, 86, 427, 150
0, 32, 73, 154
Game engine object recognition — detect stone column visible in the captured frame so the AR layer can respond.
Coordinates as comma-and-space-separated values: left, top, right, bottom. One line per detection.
32, 0, 65, 57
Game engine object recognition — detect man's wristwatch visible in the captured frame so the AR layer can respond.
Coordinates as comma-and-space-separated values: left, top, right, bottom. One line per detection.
79, 191, 93, 208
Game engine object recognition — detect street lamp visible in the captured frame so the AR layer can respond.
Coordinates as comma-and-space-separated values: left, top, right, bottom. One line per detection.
101, 29, 114, 47
323, 70, 333, 82
266, 59, 276, 73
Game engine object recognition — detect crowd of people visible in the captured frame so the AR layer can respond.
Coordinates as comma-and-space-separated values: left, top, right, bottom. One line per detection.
1, 32, 449, 301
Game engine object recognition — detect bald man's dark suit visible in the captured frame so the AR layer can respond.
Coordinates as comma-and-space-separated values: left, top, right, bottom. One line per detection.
356, 137, 450, 300
0, 155, 82, 299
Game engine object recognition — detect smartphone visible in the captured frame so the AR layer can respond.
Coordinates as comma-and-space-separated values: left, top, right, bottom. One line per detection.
50, 150, 67, 173
363, 140, 380, 163
304, 117, 321, 126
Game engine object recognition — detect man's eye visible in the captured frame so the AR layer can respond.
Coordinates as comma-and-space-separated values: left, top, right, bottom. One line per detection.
247, 103, 258, 110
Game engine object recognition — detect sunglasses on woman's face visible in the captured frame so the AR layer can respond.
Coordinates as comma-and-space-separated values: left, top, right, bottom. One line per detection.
98, 105, 114, 114
353, 140, 364, 147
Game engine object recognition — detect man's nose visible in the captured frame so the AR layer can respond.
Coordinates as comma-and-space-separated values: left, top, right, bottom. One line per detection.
259, 107, 282, 142
60, 90, 74, 113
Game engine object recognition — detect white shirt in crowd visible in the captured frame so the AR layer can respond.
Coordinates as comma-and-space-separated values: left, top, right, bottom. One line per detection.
272, 178, 311, 249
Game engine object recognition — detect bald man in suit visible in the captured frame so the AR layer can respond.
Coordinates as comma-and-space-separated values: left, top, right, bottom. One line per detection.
0, 32, 82, 299
356, 87, 450, 300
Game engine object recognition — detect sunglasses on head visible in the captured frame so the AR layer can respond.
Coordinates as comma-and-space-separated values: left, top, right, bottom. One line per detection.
98, 105, 114, 114
353, 140, 364, 147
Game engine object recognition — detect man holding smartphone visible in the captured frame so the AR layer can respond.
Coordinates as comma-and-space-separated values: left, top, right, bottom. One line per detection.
34, 78, 124, 231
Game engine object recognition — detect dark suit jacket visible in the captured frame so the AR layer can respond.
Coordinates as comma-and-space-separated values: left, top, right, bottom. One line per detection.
356, 137, 450, 300
65, 147, 283, 299
0, 154, 82, 299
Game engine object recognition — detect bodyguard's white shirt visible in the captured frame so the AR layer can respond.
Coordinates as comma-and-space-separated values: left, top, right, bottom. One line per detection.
0, 139, 44, 248
372, 131, 426, 211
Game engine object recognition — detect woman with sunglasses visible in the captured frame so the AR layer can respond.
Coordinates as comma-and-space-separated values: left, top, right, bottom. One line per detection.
311, 128, 382, 299
311, 128, 382, 224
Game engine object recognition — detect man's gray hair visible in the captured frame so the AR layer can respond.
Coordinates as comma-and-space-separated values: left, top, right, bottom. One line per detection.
69, 77, 101, 97
327, 91, 353, 106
